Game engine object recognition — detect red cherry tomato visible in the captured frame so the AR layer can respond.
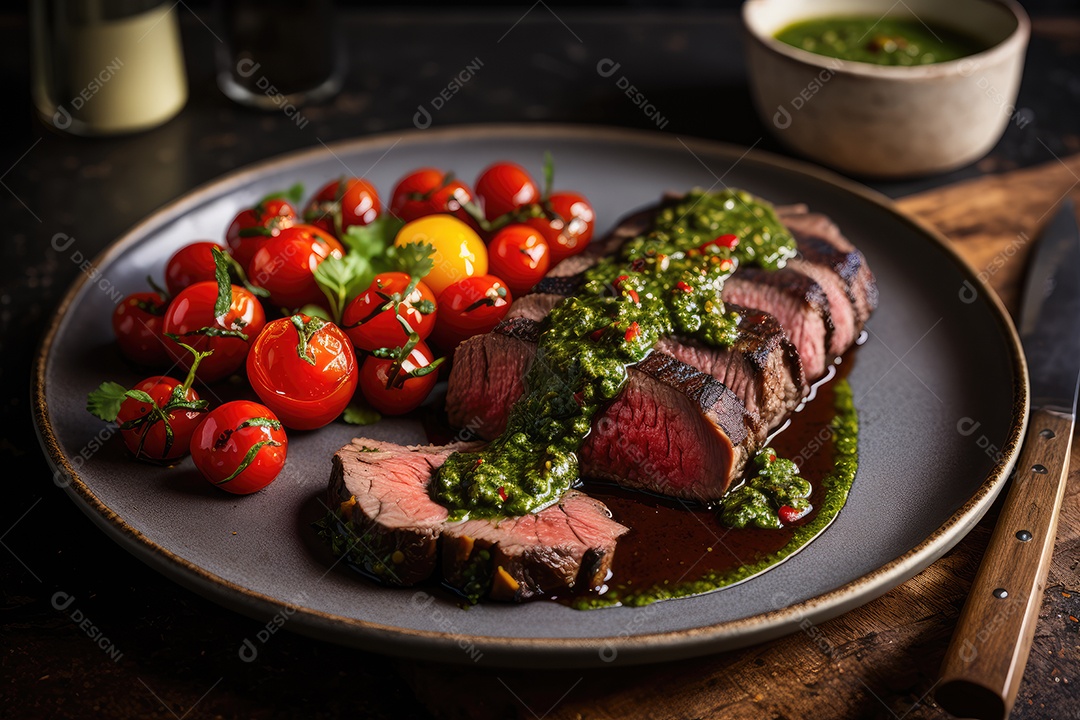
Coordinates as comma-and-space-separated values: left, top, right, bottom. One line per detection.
342, 272, 437, 352
487, 225, 551, 296
526, 191, 595, 265
161, 281, 266, 382
246, 315, 358, 430
474, 162, 539, 221
115, 374, 207, 463
359, 340, 441, 415
226, 198, 297, 268
246, 224, 344, 310
112, 292, 169, 366
190, 400, 288, 494
390, 168, 474, 223
165, 241, 224, 297
429, 275, 513, 351
303, 177, 380, 236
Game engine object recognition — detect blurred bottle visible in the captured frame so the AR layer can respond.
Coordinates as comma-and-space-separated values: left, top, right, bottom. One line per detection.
215, 0, 344, 110
30, 0, 188, 136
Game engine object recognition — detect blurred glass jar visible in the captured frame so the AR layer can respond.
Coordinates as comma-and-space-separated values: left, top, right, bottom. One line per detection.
215, 0, 344, 111
30, 0, 188, 136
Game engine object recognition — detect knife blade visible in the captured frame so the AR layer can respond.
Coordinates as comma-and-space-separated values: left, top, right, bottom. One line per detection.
937, 200, 1080, 719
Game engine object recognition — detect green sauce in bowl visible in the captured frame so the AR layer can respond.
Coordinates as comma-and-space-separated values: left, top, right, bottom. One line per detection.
776, 16, 988, 66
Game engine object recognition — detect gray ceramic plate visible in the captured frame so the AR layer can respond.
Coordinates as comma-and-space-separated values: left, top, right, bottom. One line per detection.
34, 125, 1027, 668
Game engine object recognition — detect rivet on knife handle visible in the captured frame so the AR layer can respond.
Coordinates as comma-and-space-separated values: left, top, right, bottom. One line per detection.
936, 408, 1073, 720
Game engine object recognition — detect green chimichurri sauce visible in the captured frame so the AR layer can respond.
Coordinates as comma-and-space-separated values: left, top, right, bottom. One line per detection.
574, 378, 859, 609
775, 16, 987, 66
430, 189, 797, 519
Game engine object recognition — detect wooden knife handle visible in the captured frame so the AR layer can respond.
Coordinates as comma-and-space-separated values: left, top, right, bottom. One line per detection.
937, 408, 1073, 719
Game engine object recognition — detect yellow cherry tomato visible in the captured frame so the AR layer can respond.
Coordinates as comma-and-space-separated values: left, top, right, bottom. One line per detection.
394, 216, 487, 296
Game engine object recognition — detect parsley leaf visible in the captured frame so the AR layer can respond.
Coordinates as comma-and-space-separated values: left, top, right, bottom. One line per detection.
392, 241, 435, 280
314, 253, 375, 325
86, 381, 129, 422
343, 215, 404, 260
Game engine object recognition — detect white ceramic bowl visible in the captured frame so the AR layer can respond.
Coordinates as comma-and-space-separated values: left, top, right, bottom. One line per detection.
743, 0, 1030, 178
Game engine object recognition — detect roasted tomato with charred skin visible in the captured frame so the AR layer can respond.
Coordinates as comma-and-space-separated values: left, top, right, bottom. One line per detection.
304, 177, 381, 237
429, 275, 513, 351
226, 198, 297, 268
246, 224, 344, 310
191, 400, 288, 494
246, 315, 359, 430
113, 291, 170, 366
359, 340, 442, 415
487, 225, 551, 296
526, 191, 595, 265
342, 272, 437, 352
390, 168, 474, 223
474, 162, 539, 221
161, 281, 266, 383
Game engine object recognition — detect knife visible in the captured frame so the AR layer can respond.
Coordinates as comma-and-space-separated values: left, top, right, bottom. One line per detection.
937, 200, 1080, 719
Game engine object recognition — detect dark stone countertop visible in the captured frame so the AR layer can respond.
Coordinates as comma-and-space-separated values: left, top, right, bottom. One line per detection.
2, 9, 1078, 719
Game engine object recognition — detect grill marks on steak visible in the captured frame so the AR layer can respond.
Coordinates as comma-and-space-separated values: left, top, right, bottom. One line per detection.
721, 267, 833, 380
328, 438, 628, 599
656, 306, 805, 426
446, 318, 762, 501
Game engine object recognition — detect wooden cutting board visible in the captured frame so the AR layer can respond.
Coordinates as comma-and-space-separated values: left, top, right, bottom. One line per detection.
398, 156, 1080, 720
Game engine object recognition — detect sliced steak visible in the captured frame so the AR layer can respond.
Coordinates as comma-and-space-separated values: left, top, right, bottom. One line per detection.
521, 199, 876, 381
779, 208, 879, 327
328, 438, 628, 600
656, 305, 805, 425
721, 268, 833, 380
446, 318, 762, 501
506, 294, 806, 427
328, 440, 452, 586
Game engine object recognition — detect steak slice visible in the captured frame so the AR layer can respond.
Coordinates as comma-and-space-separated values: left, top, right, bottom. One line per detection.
328, 438, 629, 600
656, 305, 806, 426
779, 208, 879, 328
721, 267, 833, 380
446, 318, 762, 501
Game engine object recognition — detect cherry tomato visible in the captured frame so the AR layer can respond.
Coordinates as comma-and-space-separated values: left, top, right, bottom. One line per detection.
226, 198, 297, 268
113, 292, 169, 366
526, 191, 595, 265
342, 272, 437, 352
474, 162, 539, 221
161, 281, 266, 383
359, 340, 441, 415
390, 168, 474, 223
246, 315, 358, 430
190, 400, 288, 494
165, 241, 224, 297
487, 225, 551, 296
247, 224, 344, 310
429, 275, 513, 351
116, 376, 206, 462
394, 215, 487, 296
303, 177, 380, 237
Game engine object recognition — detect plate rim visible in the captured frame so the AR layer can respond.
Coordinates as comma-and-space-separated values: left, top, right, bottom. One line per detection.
32, 123, 1030, 667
